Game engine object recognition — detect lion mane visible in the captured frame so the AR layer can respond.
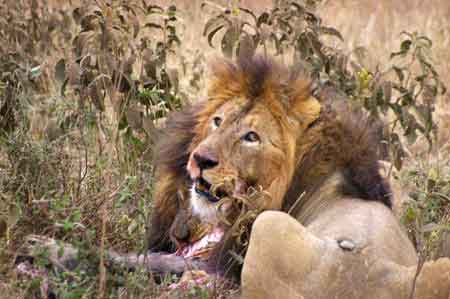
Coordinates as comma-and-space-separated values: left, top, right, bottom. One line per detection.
146, 55, 391, 277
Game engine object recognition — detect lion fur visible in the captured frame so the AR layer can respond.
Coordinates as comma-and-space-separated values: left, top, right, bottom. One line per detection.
146, 55, 391, 276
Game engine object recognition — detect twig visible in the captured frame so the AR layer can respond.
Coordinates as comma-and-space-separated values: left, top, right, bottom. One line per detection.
98, 201, 107, 299
409, 252, 425, 299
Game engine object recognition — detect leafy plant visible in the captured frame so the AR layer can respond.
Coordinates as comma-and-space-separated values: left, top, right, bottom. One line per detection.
358, 32, 446, 169
59, 1, 182, 120
401, 160, 450, 254
203, 1, 446, 171
0, 1, 449, 298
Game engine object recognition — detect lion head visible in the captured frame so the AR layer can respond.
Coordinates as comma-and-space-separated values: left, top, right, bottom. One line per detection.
147, 55, 391, 274
185, 57, 321, 225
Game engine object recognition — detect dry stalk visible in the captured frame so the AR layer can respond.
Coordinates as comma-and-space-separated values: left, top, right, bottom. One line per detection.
212, 177, 271, 247
98, 198, 107, 299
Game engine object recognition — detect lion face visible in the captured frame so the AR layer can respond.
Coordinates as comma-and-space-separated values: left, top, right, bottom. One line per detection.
146, 56, 322, 255
187, 98, 291, 223
183, 58, 322, 224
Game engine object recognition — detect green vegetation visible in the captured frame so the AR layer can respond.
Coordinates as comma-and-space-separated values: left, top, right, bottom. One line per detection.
0, 0, 449, 298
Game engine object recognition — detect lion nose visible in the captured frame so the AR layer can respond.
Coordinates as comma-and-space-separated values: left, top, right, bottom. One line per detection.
193, 149, 218, 171
187, 147, 219, 179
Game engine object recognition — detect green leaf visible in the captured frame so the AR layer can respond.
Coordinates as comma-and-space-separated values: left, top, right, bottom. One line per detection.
146, 5, 163, 15
203, 14, 230, 37
417, 35, 432, 47
221, 27, 239, 58
239, 7, 257, 22
144, 23, 163, 30
168, 35, 181, 46
390, 39, 412, 58
62, 219, 75, 232
257, 12, 270, 27
207, 25, 225, 48
400, 31, 414, 39
55, 59, 66, 83
400, 39, 412, 52
61, 78, 69, 97
0, 219, 6, 239
290, 2, 306, 14
405, 206, 417, 221
382, 81, 392, 104
319, 26, 344, 41
65, 289, 86, 299
29, 65, 42, 79
57, 242, 65, 258
405, 127, 418, 144
168, 5, 177, 12
392, 66, 405, 82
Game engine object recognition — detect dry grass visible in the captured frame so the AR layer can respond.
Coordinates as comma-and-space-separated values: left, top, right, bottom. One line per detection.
319, 0, 450, 144
0, 0, 449, 298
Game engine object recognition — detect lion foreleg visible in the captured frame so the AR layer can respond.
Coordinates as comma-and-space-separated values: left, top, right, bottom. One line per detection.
241, 211, 324, 299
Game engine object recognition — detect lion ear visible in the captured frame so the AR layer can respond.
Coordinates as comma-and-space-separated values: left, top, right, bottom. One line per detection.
289, 80, 321, 129
292, 96, 321, 129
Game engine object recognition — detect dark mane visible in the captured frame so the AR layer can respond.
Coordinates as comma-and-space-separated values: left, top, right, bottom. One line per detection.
153, 103, 202, 177
147, 103, 201, 252
283, 98, 392, 213
237, 55, 277, 98
210, 55, 293, 101
336, 104, 392, 207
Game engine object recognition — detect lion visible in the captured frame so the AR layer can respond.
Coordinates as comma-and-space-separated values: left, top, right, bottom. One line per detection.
146, 55, 450, 297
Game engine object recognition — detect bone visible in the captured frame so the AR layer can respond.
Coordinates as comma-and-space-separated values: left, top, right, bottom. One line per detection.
106, 251, 205, 274
17, 234, 206, 276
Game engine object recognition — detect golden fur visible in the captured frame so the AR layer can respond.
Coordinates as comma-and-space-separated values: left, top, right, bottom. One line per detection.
146, 56, 391, 277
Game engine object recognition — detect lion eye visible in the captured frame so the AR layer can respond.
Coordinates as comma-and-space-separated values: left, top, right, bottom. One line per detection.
242, 131, 260, 143
212, 116, 222, 129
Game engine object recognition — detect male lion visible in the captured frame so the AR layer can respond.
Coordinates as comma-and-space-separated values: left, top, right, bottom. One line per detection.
147, 56, 450, 298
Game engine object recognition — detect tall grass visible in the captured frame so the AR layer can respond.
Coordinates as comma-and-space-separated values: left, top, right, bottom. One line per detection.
0, 0, 449, 298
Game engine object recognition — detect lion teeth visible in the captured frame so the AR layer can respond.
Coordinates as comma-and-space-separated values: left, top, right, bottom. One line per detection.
196, 181, 206, 192
195, 178, 211, 193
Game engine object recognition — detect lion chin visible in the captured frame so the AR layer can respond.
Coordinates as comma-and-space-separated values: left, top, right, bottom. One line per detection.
189, 185, 220, 224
